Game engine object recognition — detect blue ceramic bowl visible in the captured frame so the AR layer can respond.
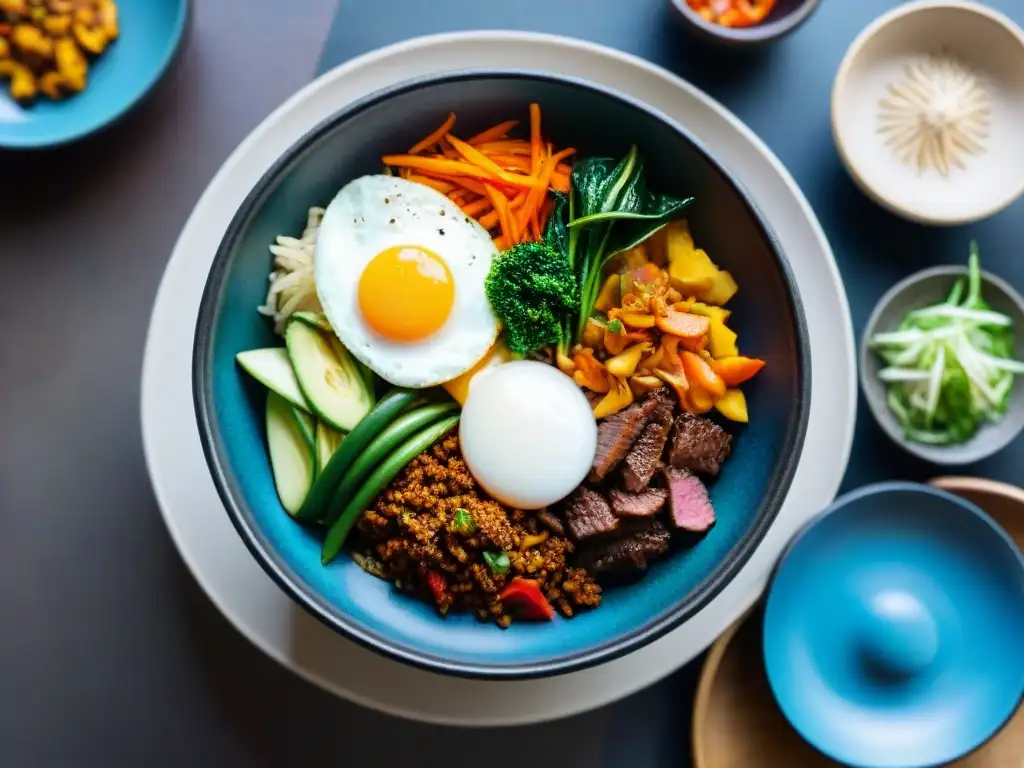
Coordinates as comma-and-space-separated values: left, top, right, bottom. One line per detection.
194, 72, 810, 678
764, 482, 1024, 768
0, 0, 188, 149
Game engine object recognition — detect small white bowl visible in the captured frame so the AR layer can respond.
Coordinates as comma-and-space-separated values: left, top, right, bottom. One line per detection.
832, 1, 1024, 225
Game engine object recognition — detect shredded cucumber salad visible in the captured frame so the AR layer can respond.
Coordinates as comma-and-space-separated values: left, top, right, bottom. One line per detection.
870, 243, 1024, 446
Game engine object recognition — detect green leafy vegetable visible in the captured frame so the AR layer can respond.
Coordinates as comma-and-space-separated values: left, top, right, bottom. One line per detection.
546, 145, 694, 348
485, 241, 579, 356
870, 242, 1023, 446
483, 551, 511, 575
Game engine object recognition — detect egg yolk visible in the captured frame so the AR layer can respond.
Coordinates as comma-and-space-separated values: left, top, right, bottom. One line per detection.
358, 246, 455, 342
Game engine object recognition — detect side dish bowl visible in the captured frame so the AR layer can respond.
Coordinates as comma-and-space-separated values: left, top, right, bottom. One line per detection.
860, 264, 1024, 465
668, 0, 822, 47
0, 0, 189, 149
193, 71, 810, 679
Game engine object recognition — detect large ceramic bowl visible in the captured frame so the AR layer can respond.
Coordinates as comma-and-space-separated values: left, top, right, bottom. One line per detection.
193, 71, 810, 679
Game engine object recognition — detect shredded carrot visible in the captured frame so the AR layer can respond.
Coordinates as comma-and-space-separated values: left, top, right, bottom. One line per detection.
381, 155, 533, 190
409, 112, 456, 155
529, 103, 542, 174
406, 174, 455, 194
485, 184, 515, 245
383, 105, 574, 247
445, 133, 508, 178
461, 198, 492, 217
476, 141, 533, 156
467, 120, 519, 145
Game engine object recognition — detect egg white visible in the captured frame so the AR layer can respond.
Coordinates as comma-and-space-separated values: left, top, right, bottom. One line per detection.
315, 175, 500, 389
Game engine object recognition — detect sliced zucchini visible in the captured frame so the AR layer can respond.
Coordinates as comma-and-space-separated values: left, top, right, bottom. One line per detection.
285, 320, 374, 432
265, 392, 316, 516
322, 413, 461, 564
236, 347, 310, 412
292, 311, 378, 394
291, 311, 333, 332
294, 388, 418, 522
323, 401, 460, 525
315, 422, 345, 471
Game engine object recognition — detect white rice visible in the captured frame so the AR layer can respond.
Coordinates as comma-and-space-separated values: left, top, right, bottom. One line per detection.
257, 206, 326, 334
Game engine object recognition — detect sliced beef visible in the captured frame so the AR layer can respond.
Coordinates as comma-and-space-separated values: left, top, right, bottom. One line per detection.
576, 519, 672, 574
609, 487, 669, 518
620, 389, 675, 491
588, 397, 660, 482
663, 467, 716, 532
668, 413, 733, 477
565, 487, 620, 540
536, 508, 566, 537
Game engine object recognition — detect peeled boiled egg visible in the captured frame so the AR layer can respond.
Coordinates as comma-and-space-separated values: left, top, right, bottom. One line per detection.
459, 361, 597, 509
315, 175, 499, 388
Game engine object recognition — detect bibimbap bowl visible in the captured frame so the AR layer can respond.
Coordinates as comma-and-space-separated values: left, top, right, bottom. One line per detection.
193, 72, 810, 679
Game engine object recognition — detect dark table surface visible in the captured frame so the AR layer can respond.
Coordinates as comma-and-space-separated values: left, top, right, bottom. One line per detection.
4, 0, 1024, 766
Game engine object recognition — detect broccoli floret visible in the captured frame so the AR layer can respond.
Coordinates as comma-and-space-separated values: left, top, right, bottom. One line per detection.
485, 242, 579, 356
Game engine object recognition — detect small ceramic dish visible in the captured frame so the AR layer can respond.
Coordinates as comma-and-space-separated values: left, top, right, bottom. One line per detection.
832, 0, 1024, 225
0, 0, 189, 149
667, 0, 821, 47
762, 482, 1024, 768
860, 264, 1024, 465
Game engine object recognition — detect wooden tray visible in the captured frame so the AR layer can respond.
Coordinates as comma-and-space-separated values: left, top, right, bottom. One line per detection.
692, 477, 1024, 768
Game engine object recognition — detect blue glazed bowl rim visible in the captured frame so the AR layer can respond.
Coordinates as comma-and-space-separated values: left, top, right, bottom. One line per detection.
763, 480, 1024, 768
192, 69, 812, 679
2, 0, 191, 149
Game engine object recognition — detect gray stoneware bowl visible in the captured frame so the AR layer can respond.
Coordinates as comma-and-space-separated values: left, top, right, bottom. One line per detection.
193, 71, 810, 679
667, 0, 821, 47
860, 265, 1024, 465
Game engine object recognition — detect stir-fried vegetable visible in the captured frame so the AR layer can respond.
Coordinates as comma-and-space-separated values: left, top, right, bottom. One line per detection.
870, 243, 1023, 446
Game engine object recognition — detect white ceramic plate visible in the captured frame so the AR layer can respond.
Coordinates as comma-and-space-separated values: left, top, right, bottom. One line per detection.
141, 31, 856, 727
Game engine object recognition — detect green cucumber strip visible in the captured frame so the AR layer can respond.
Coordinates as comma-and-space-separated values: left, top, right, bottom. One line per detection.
292, 407, 316, 452
285, 319, 375, 431
266, 392, 316, 516
236, 348, 310, 412
294, 388, 417, 521
291, 311, 333, 332
321, 413, 461, 564
322, 401, 460, 526
315, 422, 345, 471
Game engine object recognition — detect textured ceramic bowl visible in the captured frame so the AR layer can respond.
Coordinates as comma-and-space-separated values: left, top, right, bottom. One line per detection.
832, 1, 1024, 225
860, 265, 1024, 465
763, 483, 1024, 768
667, 0, 821, 47
193, 71, 810, 679
0, 0, 189, 149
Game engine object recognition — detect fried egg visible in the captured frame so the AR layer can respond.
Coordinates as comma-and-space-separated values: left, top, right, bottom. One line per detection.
315, 175, 500, 388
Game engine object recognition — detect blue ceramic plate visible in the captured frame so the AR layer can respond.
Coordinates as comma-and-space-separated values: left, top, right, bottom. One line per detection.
0, 0, 188, 149
764, 482, 1024, 768
193, 71, 810, 678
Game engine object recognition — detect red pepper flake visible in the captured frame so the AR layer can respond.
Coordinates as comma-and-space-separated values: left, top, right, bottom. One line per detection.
499, 577, 555, 621
424, 571, 452, 615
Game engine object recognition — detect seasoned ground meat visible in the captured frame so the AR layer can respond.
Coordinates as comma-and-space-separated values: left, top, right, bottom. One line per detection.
668, 413, 733, 477
353, 434, 601, 626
